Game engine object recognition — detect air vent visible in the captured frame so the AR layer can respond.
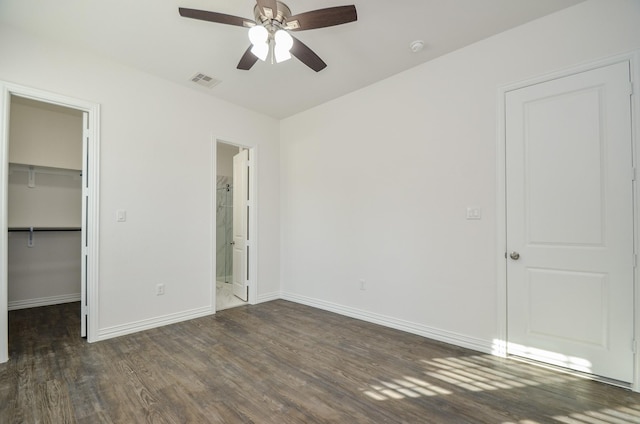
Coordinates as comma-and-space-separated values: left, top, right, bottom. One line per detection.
190, 73, 221, 89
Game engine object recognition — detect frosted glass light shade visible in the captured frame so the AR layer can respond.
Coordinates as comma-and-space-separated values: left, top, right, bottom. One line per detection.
274, 30, 293, 63
248, 25, 268, 45
251, 43, 269, 61
248, 25, 269, 61
274, 47, 291, 63
275, 30, 293, 50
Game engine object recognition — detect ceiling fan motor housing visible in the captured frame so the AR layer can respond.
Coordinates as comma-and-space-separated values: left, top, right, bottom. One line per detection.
254, 1, 292, 26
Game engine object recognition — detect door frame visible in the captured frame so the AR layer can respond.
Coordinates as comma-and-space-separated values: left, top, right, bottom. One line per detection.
0, 82, 101, 363
212, 137, 258, 309
495, 51, 640, 391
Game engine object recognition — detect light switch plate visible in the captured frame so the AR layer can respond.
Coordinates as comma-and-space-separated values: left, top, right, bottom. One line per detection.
116, 209, 127, 222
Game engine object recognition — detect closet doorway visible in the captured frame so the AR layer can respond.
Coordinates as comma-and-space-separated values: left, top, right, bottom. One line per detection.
0, 83, 100, 363
215, 141, 255, 311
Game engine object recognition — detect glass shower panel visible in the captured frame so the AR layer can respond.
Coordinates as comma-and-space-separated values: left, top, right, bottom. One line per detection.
216, 177, 233, 283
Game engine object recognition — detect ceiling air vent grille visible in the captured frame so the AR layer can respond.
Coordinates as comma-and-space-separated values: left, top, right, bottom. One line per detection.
190, 73, 221, 89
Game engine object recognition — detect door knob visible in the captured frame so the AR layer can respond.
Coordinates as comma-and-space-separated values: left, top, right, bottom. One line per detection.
510, 251, 520, 260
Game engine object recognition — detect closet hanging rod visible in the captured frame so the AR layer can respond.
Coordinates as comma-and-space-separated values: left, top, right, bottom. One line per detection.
8, 227, 81, 232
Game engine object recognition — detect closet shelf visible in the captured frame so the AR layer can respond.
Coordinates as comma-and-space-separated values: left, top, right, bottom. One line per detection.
8, 227, 81, 232
9, 163, 81, 177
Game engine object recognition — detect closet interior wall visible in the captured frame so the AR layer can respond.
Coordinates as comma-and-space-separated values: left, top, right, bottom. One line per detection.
7, 96, 82, 310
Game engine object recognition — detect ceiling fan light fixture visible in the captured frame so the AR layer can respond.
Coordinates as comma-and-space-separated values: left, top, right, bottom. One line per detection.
251, 43, 269, 61
274, 29, 293, 63
274, 46, 291, 63
248, 25, 268, 45
248, 24, 269, 61
275, 30, 293, 50
178, 2, 358, 72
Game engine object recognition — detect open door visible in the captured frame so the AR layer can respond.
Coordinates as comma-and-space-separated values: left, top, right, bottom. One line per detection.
80, 112, 89, 337
232, 149, 249, 301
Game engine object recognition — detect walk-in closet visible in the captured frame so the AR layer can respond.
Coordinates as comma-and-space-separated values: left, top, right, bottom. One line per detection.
7, 96, 82, 314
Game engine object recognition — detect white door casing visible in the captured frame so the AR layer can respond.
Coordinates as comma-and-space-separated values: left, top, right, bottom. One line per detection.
505, 61, 634, 382
232, 149, 249, 301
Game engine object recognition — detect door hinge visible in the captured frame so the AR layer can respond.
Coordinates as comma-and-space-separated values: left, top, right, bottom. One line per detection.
632, 167, 637, 181
633, 339, 637, 353
630, 81, 634, 96
634, 254, 638, 269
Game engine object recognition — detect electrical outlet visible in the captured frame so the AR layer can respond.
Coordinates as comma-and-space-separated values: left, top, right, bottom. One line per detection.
156, 284, 165, 296
359, 279, 366, 291
466, 207, 482, 220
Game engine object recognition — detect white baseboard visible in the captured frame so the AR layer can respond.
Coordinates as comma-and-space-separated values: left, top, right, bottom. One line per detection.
8, 288, 493, 355
280, 292, 493, 354
215, 275, 232, 284
256, 291, 280, 304
97, 306, 214, 341
8, 293, 81, 311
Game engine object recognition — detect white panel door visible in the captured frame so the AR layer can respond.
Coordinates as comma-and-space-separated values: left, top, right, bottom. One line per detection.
232, 149, 249, 301
80, 111, 88, 338
505, 61, 634, 382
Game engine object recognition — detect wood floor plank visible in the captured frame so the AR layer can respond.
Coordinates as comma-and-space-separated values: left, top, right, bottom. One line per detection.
2, 300, 640, 423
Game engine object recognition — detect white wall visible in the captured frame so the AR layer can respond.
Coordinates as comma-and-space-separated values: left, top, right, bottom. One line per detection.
7, 167, 82, 308
0, 24, 280, 339
8, 231, 81, 309
216, 142, 239, 179
9, 97, 83, 170
8, 166, 81, 228
280, 0, 640, 351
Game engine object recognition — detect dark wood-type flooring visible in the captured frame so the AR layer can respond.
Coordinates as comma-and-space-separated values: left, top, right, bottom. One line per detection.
1, 300, 640, 423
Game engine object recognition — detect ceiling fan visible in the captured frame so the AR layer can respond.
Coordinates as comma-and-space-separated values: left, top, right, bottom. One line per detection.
178, 1, 357, 72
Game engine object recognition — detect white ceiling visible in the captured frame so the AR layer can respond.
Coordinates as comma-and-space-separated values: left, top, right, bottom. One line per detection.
0, 0, 584, 119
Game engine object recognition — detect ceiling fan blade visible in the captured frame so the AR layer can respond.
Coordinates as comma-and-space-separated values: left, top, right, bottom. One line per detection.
290, 36, 327, 72
256, 0, 278, 19
237, 46, 259, 70
179, 7, 255, 27
285, 5, 357, 31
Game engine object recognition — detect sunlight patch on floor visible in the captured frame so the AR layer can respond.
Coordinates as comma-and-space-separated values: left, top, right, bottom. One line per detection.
362, 376, 452, 401
360, 351, 631, 423
552, 404, 640, 423
362, 354, 585, 402
422, 355, 580, 392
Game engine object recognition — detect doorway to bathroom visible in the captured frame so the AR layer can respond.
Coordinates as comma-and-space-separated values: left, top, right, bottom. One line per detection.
215, 141, 252, 311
